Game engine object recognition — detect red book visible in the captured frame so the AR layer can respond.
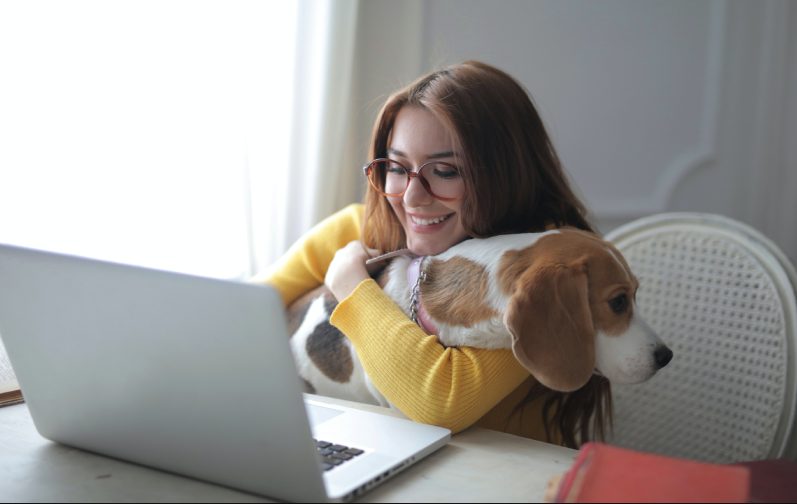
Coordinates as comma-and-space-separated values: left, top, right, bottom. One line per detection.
547, 443, 750, 503
732, 458, 797, 503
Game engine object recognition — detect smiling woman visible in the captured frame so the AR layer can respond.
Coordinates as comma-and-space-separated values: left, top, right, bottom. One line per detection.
383, 108, 469, 257
0, 1, 298, 279
256, 61, 607, 448
362, 107, 470, 256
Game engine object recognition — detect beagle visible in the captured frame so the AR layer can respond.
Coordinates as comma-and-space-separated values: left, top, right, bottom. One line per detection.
287, 227, 673, 408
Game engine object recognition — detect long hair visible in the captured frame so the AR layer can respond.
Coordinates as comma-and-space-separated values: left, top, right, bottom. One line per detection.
514, 375, 613, 449
361, 61, 609, 447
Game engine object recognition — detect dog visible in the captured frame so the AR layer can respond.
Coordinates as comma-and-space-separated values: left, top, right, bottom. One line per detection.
287, 227, 673, 409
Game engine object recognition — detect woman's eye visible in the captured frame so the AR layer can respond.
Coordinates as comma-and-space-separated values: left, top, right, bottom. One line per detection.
433, 167, 460, 179
609, 294, 629, 314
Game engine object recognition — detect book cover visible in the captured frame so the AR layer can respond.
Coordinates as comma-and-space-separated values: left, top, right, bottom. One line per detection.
547, 443, 750, 503
0, 336, 23, 407
733, 458, 797, 503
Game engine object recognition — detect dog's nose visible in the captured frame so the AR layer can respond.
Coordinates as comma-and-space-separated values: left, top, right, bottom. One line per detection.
654, 346, 673, 369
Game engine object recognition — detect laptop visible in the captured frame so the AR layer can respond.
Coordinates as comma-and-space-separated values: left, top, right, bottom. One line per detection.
0, 243, 450, 502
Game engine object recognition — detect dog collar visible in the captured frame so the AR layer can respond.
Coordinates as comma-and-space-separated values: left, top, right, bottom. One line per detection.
407, 256, 438, 336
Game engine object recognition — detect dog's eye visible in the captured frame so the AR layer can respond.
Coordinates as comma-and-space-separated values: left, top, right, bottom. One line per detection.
609, 294, 629, 314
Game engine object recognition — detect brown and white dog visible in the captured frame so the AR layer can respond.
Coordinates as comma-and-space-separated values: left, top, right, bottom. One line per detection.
287, 228, 673, 408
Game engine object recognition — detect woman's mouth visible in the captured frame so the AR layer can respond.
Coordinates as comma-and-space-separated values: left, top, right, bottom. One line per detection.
408, 213, 454, 234
410, 213, 452, 226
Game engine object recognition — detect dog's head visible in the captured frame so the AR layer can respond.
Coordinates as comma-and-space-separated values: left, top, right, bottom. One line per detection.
500, 228, 672, 392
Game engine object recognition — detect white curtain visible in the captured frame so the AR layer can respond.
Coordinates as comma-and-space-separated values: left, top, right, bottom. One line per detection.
250, 0, 362, 276
0, 1, 299, 280
0, 1, 361, 280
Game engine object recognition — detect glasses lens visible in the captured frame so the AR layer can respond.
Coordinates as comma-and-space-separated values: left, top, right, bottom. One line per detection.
368, 160, 408, 196
419, 162, 465, 200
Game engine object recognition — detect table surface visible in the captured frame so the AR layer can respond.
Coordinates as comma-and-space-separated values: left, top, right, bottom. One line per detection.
0, 395, 578, 503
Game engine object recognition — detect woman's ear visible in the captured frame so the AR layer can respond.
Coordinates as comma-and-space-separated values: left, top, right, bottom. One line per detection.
504, 263, 595, 392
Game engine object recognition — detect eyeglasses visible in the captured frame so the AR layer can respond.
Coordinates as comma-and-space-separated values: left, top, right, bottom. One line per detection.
363, 158, 466, 202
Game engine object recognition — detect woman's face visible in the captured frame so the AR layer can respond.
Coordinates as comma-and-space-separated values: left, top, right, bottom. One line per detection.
387, 106, 469, 256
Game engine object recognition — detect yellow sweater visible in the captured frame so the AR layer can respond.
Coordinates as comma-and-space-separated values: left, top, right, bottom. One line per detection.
250, 204, 558, 442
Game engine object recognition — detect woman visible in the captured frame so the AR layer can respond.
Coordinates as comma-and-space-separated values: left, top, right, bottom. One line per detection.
252, 61, 610, 448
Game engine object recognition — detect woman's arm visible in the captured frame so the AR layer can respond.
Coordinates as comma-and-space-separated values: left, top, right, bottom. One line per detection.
331, 279, 531, 434
249, 204, 365, 306
255, 203, 528, 433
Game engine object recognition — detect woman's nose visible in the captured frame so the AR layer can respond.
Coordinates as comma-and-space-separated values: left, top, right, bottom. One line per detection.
404, 174, 434, 207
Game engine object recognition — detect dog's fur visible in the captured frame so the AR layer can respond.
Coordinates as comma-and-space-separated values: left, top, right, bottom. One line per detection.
288, 228, 672, 411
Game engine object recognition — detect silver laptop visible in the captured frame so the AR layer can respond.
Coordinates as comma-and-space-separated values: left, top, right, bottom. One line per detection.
0, 243, 450, 502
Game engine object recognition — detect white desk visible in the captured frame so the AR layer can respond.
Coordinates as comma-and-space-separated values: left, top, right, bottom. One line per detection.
0, 395, 577, 503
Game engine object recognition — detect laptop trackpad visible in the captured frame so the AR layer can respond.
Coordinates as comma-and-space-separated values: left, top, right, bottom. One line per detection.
306, 404, 345, 428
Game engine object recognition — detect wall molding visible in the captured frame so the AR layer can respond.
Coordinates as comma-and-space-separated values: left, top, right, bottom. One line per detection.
744, 0, 797, 259
593, 0, 727, 220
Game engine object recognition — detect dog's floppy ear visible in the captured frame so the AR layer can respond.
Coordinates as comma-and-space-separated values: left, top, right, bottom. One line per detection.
504, 263, 595, 392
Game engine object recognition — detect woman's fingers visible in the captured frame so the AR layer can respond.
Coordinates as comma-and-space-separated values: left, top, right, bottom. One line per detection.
325, 241, 371, 302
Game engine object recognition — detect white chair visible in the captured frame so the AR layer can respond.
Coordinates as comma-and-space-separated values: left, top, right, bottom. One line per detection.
604, 213, 797, 463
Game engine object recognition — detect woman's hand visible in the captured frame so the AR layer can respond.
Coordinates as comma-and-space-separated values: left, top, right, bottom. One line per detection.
325, 241, 383, 302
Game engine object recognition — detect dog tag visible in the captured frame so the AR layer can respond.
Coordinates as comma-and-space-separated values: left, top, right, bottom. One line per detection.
365, 248, 412, 265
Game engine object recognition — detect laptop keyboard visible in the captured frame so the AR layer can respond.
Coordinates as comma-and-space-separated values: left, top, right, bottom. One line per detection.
315, 440, 365, 472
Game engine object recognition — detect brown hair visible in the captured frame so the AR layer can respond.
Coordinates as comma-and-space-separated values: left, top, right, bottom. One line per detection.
362, 61, 609, 448
515, 375, 613, 449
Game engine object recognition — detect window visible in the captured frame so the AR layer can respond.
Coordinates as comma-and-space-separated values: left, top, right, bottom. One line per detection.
0, 1, 298, 280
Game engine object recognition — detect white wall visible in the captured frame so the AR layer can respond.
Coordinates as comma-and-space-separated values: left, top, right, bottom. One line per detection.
348, 0, 797, 263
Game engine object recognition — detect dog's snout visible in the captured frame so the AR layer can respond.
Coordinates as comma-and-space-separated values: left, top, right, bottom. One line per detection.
654, 346, 673, 369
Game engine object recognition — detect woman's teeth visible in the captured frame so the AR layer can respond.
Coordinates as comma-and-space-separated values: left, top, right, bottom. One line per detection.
411, 214, 451, 226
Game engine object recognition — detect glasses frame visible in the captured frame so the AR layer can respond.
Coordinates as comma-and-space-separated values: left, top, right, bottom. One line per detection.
362, 158, 466, 202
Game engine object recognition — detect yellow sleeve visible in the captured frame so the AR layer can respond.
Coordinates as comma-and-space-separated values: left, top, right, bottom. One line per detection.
249, 204, 364, 306
256, 202, 530, 434
331, 279, 531, 434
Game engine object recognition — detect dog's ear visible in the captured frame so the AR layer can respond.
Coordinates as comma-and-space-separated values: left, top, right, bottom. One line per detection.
504, 263, 595, 392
